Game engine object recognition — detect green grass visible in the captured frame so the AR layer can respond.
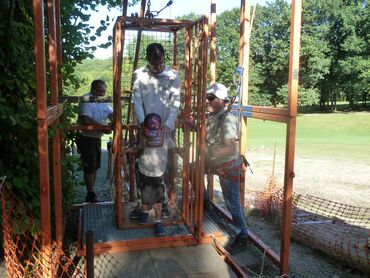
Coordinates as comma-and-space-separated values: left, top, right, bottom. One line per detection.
101, 112, 370, 162
246, 112, 370, 162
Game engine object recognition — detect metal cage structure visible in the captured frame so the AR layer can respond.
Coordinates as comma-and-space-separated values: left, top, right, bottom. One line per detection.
4, 0, 303, 276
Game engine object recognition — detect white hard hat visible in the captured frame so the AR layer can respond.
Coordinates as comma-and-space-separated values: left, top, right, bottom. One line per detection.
206, 83, 229, 101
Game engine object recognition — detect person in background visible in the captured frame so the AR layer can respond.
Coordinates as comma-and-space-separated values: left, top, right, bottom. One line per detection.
204, 83, 249, 255
77, 79, 113, 203
124, 113, 168, 236
131, 42, 180, 219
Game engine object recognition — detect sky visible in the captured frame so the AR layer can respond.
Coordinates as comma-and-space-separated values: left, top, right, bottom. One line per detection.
90, 0, 265, 59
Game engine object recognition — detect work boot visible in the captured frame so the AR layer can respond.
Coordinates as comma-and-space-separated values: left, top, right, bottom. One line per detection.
204, 199, 213, 212
224, 234, 249, 255
85, 192, 98, 203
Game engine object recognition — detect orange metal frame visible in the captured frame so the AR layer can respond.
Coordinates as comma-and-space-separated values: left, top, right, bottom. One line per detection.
230, 0, 302, 274
111, 15, 209, 238
33, 0, 63, 276
33, 0, 301, 276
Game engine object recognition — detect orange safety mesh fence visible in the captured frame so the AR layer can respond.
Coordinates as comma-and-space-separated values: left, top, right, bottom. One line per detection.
1, 183, 85, 277
1, 182, 133, 277
246, 184, 370, 272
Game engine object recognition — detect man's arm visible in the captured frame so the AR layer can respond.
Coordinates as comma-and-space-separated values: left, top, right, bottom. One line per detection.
132, 71, 145, 125
164, 72, 181, 130
209, 138, 236, 158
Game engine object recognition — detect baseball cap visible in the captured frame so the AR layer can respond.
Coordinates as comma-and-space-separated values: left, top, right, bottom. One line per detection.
206, 83, 229, 102
143, 113, 161, 138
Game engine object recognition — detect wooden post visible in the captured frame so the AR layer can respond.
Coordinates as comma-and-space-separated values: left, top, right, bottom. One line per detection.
86, 230, 94, 278
113, 19, 124, 228
47, 0, 63, 246
209, 0, 217, 83
238, 0, 250, 207
33, 0, 52, 275
173, 32, 177, 69
280, 0, 301, 275
197, 16, 209, 243
182, 26, 192, 224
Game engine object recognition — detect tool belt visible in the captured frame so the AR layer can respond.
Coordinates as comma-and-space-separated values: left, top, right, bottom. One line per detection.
207, 155, 248, 182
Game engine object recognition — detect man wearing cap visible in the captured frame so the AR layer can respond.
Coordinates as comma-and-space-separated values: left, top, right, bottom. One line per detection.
205, 83, 249, 254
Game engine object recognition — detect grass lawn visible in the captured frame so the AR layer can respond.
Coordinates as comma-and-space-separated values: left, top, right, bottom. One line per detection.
246, 112, 370, 162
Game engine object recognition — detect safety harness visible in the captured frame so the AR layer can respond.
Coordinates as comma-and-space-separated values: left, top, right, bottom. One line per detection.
207, 110, 250, 182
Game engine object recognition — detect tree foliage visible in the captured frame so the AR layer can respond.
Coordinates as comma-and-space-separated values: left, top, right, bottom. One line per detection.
0, 1, 139, 218
213, 0, 369, 109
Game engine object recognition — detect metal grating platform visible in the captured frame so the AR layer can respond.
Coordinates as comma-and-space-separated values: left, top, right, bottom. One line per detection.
83, 203, 191, 244
203, 211, 227, 236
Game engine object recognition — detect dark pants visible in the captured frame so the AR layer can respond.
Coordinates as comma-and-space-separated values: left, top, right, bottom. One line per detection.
77, 135, 101, 175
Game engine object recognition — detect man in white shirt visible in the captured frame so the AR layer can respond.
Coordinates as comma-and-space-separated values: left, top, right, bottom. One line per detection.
131, 43, 180, 218
77, 79, 113, 203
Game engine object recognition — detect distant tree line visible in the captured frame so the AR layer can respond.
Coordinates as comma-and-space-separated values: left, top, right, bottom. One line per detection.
74, 1, 369, 111
216, 0, 369, 110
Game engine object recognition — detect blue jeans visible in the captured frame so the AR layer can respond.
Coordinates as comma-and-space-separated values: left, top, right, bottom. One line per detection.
219, 172, 248, 238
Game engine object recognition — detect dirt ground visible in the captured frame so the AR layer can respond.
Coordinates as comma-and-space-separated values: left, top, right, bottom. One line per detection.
245, 148, 370, 208
72, 147, 369, 277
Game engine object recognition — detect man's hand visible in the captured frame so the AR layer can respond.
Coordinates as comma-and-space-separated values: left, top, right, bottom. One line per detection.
161, 125, 171, 138
184, 114, 196, 130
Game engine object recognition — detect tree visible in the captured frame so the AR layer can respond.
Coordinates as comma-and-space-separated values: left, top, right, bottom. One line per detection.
250, 0, 291, 107
0, 0, 140, 218
312, 0, 370, 110
215, 8, 241, 92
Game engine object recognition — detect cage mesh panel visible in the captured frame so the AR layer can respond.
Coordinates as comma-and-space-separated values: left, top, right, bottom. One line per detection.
121, 30, 174, 92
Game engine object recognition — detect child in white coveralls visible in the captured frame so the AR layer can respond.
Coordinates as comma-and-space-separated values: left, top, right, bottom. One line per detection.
133, 113, 168, 236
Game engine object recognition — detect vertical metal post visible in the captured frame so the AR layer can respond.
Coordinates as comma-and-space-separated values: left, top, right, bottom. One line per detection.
197, 17, 209, 243
86, 230, 94, 278
33, 0, 52, 275
123, 0, 128, 16
182, 26, 192, 224
207, 0, 217, 201
47, 0, 63, 246
113, 20, 124, 228
209, 0, 217, 83
238, 0, 250, 207
173, 32, 177, 69
55, 0, 62, 93
280, 0, 302, 274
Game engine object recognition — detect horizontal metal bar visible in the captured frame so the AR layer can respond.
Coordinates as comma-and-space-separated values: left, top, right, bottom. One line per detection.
46, 103, 63, 119
45, 104, 63, 126
295, 220, 332, 225
231, 105, 289, 116
59, 96, 131, 103
77, 234, 197, 256
118, 16, 193, 26
239, 110, 289, 123
66, 125, 112, 131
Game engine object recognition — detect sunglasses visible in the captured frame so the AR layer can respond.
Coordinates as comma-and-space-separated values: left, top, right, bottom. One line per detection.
206, 95, 217, 102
